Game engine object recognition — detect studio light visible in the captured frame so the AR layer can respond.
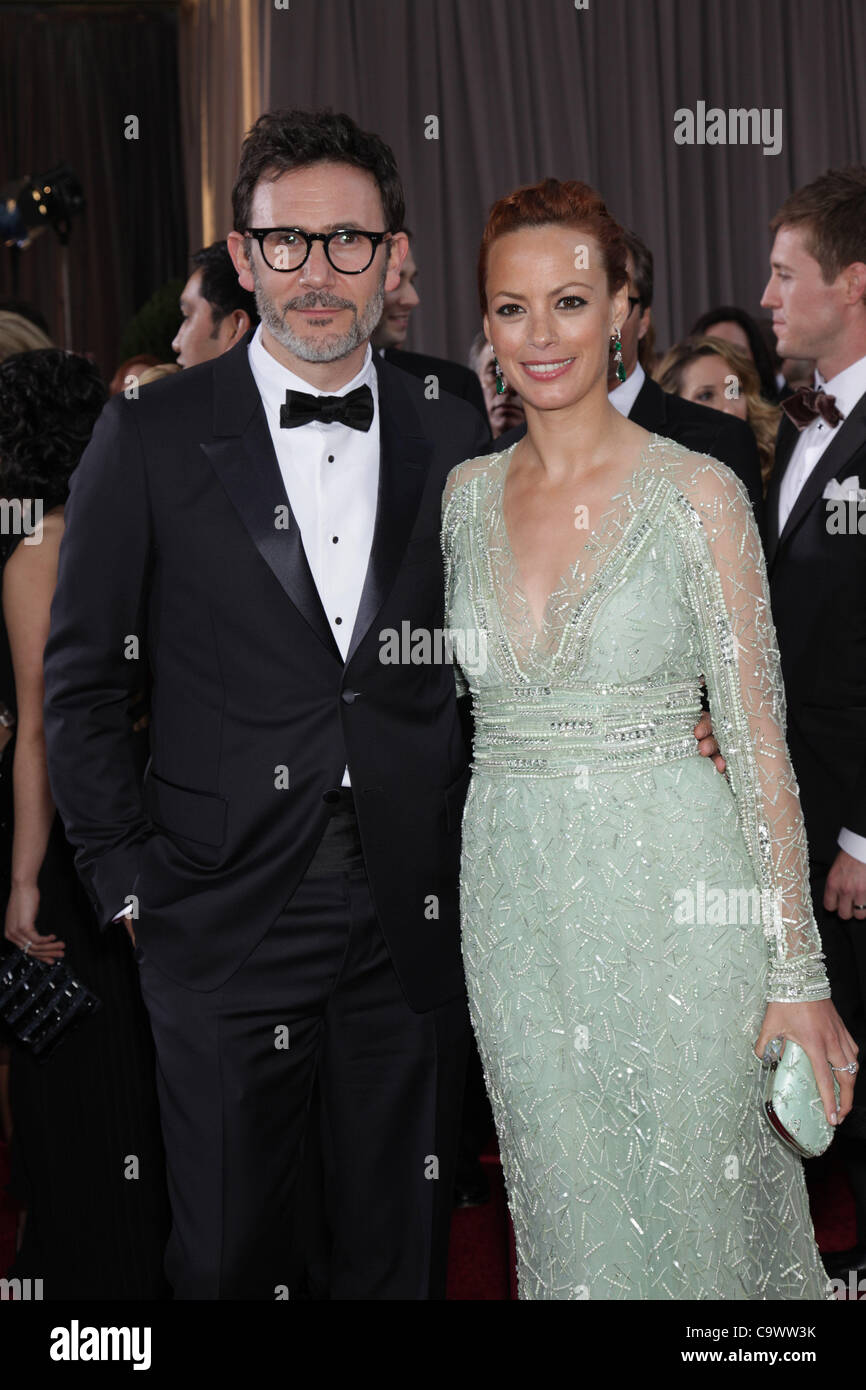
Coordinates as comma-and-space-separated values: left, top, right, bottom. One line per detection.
0, 163, 84, 249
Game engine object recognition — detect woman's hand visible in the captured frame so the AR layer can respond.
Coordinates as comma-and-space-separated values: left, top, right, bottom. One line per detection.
693, 710, 725, 773
4, 884, 65, 963
755, 998, 859, 1126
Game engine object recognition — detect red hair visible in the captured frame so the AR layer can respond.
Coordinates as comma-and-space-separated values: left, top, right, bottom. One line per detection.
477, 177, 628, 316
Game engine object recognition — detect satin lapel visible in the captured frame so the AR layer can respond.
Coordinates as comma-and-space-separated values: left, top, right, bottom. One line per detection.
201, 335, 343, 662
345, 355, 432, 666
774, 391, 866, 562
765, 416, 799, 570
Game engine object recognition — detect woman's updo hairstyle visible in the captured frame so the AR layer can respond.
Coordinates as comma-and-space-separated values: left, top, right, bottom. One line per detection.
477, 177, 629, 317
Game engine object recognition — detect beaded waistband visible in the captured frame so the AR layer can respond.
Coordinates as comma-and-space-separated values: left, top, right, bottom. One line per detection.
470, 677, 706, 777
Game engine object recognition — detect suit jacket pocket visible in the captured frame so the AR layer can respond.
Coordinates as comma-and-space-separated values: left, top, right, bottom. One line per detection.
145, 770, 228, 848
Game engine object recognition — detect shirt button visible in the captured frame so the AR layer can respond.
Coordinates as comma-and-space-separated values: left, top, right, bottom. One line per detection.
332, 536, 339, 543
334, 616, 342, 625
342, 690, 358, 704
328, 454, 335, 462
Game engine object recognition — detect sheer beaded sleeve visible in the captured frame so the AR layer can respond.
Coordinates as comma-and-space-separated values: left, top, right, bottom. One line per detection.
440, 461, 478, 698
672, 456, 830, 1005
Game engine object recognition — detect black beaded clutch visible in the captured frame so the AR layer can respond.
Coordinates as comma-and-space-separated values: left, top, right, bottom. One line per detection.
0, 944, 101, 1058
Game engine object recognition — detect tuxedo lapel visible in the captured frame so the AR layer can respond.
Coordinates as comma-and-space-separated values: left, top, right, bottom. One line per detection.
773, 391, 866, 564
345, 354, 432, 665
765, 416, 799, 568
201, 336, 343, 662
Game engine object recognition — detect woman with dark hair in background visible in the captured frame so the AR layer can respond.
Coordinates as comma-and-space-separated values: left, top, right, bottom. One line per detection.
0, 349, 169, 1298
689, 304, 781, 404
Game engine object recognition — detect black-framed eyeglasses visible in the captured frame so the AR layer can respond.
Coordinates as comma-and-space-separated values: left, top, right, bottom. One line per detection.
626, 295, 643, 317
245, 227, 393, 274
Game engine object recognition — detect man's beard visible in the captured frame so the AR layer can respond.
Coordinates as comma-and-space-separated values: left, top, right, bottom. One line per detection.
250, 257, 387, 363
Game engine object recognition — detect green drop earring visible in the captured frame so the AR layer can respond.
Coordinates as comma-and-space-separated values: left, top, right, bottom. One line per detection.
611, 328, 626, 383
493, 351, 506, 395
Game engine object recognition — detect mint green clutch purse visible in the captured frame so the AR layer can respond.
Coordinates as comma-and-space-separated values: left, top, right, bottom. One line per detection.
761, 1035, 839, 1159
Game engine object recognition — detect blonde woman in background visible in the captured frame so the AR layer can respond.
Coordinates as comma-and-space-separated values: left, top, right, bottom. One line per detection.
655, 335, 781, 495
0, 311, 53, 362
137, 362, 181, 386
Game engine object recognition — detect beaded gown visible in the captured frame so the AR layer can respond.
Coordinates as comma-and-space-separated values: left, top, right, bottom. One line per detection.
441, 434, 834, 1301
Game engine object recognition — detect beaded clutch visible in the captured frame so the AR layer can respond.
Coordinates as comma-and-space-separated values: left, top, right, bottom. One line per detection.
0, 945, 101, 1058
761, 1035, 839, 1159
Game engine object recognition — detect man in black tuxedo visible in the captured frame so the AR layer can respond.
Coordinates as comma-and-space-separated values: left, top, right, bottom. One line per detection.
489, 229, 764, 521
42, 109, 490, 1300
371, 229, 489, 425
760, 166, 866, 1278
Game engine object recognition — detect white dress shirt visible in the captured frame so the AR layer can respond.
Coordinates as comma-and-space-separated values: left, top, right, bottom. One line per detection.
777, 353, 866, 866
777, 354, 866, 531
248, 323, 380, 786
608, 360, 646, 418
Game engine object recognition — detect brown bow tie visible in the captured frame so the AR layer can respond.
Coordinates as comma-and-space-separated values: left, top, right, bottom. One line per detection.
780, 385, 845, 431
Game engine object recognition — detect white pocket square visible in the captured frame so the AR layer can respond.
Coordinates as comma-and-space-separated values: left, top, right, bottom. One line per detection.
823, 475, 866, 501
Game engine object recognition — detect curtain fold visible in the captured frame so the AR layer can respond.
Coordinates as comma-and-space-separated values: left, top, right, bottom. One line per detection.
179, 0, 271, 251
0, 3, 187, 378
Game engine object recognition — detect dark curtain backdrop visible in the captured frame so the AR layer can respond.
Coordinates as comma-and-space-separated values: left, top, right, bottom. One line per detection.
0, 1, 187, 379
264, 0, 866, 367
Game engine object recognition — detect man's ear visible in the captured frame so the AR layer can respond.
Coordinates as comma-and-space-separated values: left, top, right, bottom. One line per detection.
384, 231, 409, 294
842, 261, 866, 307
227, 309, 252, 345
227, 231, 255, 293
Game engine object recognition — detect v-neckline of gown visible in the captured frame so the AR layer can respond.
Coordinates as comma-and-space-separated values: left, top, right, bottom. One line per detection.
490, 433, 669, 679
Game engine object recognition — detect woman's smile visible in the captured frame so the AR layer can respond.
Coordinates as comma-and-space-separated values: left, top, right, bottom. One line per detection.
519, 356, 576, 381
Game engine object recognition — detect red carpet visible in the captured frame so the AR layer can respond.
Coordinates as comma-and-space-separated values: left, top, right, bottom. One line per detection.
1, 1135, 859, 1299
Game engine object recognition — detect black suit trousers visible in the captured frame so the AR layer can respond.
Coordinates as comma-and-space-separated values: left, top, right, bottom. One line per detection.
811, 870, 866, 1241
135, 863, 471, 1299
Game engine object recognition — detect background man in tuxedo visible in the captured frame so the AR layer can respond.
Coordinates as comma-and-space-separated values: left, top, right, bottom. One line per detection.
468, 328, 527, 439
371, 228, 490, 425
490, 228, 765, 521
42, 108, 490, 1300
171, 240, 260, 368
761, 165, 866, 1279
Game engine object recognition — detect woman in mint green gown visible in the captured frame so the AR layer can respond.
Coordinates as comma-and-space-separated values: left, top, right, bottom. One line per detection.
441, 179, 857, 1300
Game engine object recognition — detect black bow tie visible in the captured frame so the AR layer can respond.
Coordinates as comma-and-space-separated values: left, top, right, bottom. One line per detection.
280, 383, 374, 432
780, 385, 846, 431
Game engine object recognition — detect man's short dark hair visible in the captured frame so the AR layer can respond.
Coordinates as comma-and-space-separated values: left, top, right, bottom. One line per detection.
623, 228, 653, 309
191, 241, 259, 331
231, 108, 405, 237
770, 165, 866, 287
